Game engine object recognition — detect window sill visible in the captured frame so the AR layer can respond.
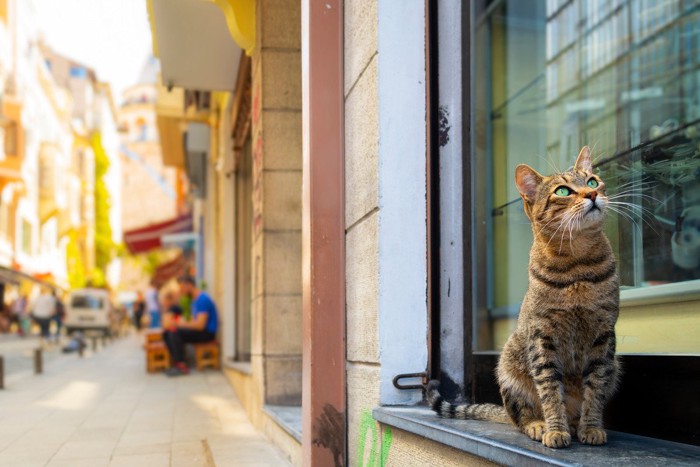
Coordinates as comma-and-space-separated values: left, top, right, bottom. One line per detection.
620, 279, 700, 307
373, 406, 700, 466
264, 405, 302, 443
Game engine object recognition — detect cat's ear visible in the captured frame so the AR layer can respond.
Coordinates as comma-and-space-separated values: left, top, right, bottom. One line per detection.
515, 164, 543, 202
574, 146, 592, 172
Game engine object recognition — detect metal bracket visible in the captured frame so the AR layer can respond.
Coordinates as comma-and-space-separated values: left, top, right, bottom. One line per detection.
392, 372, 428, 390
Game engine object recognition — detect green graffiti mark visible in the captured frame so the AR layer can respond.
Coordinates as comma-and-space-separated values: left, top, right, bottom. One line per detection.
357, 410, 392, 467
357, 410, 377, 467
380, 425, 392, 466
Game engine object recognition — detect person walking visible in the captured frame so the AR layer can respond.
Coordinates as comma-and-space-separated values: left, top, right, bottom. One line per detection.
52, 291, 65, 343
133, 291, 146, 331
162, 276, 218, 376
10, 295, 28, 336
145, 282, 161, 329
30, 288, 56, 346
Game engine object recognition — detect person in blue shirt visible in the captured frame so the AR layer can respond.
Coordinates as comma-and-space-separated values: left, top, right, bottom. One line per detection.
162, 276, 218, 376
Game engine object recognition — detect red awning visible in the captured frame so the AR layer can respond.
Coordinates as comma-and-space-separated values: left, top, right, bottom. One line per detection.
151, 253, 192, 288
123, 214, 193, 254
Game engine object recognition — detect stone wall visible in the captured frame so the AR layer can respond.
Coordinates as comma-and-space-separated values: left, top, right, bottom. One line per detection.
344, 1, 380, 465
250, 0, 303, 408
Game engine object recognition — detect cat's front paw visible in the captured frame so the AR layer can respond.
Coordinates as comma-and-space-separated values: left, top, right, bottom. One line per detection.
523, 421, 546, 441
542, 430, 571, 449
578, 427, 607, 445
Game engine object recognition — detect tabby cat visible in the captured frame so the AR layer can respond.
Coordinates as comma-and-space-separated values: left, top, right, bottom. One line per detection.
427, 147, 620, 449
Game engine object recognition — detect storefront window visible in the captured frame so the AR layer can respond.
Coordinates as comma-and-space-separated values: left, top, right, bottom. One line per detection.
234, 136, 252, 362
473, 0, 700, 352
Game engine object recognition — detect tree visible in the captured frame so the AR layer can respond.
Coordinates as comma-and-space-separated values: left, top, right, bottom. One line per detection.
91, 132, 115, 276
66, 229, 86, 289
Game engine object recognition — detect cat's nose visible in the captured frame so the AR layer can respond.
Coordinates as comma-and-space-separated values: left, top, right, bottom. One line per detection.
585, 191, 597, 202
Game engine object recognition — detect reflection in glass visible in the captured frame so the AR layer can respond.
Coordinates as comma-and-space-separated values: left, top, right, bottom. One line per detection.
473, 0, 700, 351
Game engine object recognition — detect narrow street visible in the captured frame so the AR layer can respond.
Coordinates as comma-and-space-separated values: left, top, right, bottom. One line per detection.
0, 334, 290, 467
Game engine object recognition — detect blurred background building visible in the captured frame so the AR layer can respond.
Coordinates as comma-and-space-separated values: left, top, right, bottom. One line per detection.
0, 0, 124, 299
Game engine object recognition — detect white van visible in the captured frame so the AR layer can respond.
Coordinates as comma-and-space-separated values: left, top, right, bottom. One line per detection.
64, 288, 115, 336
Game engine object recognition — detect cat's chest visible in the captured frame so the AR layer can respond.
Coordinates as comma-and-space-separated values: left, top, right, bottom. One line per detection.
546, 307, 609, 372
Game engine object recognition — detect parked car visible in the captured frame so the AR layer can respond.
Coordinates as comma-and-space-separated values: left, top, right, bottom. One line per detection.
64, 288, 116, 336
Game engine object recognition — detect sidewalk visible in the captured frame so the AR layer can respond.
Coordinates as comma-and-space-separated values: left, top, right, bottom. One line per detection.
0, 334, 291, 467
0, 334, 65, 382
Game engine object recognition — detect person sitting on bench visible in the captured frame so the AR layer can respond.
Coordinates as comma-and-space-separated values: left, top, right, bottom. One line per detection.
162, 276, 218, 376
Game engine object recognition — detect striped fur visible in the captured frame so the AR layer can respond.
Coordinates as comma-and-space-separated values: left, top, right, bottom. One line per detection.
429, 147, 620, 449
426, 380, 510, 423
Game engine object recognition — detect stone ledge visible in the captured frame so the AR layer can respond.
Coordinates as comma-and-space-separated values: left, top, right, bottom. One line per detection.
224, 360, 252, 375
373, 406, 700, 467
264, 405, 302, 443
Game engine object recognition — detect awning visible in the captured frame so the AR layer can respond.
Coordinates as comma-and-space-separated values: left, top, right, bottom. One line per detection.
123, 214, 194, 254
0, 268, 21, 286
0, 266, 63, 291
151, 252, 192, 288
149, 0, 244, 91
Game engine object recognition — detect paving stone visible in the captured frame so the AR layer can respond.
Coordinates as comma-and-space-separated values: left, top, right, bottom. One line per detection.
0, 334, 291, 466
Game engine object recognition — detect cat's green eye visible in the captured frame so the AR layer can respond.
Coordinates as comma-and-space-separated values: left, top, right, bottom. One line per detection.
587, 179, 599, 188
554, 186, 572, 196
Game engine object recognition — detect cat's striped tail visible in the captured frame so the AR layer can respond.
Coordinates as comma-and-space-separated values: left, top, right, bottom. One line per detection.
426, 380, 511, 424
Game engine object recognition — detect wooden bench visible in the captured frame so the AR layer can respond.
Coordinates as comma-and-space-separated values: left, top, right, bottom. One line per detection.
145, 341, 170, 373
192, 341, 220, 370
144, 330, 170, 373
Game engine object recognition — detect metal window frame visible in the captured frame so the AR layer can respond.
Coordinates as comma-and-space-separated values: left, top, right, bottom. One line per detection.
429, 0, 700, 447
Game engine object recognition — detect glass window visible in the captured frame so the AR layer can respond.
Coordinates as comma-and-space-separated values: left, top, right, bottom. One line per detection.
234, 136, 253, 362
71, 295, 105, 310
3, 121, 18, 156
69, 66, 87, 78
473, 0, 700, 353
21, 219, 31, 255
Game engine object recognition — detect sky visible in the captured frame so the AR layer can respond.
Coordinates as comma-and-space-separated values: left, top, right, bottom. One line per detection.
34, 0, 154, 103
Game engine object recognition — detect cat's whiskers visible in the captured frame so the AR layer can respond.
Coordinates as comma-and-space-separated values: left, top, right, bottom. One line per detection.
606, 201, 659, 235
544, 212, 573, 252
563, 205, 585, 255
557, 208, 581, 255
610, 179, 656, 191
607, 189, 660, 203
573, 207, 585, 251
538, 214, 566, 236
606, 205, 644, 233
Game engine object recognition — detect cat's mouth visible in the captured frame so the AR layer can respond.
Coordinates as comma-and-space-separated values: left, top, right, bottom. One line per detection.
583, 202, 604, 220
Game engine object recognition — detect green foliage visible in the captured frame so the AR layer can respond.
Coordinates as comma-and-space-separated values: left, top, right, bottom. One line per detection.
87, 268, 107, 288
66, 230, 86, 289
141, 251, 163, 277
91, 132, 115, 274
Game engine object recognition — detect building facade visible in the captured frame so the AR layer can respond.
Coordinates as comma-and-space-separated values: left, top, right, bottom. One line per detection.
119, 57, 181, 233
0, 0, 121, 294
149, 0, 700, 465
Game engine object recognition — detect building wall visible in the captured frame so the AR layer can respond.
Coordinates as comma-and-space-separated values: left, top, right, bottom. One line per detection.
223, 0, 303, 464
250, 0, 303, 409
343, 2, 495, 465
344, 1, 380, 465
119, 96, 178, 232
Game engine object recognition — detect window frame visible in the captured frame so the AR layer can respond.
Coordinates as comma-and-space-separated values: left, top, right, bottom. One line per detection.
431, 0, 700, 447
230, 54, 253, 364
233, 134, 252, 363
